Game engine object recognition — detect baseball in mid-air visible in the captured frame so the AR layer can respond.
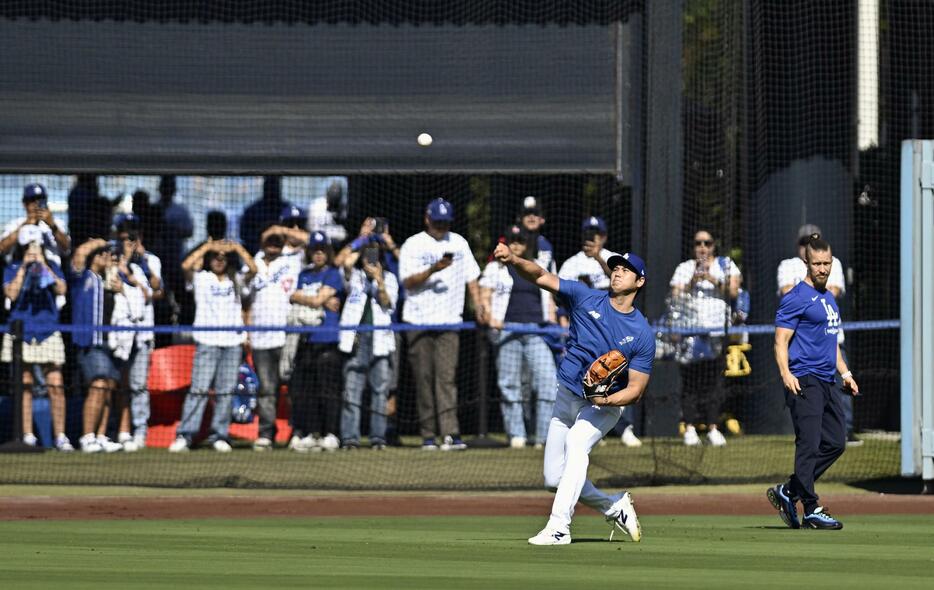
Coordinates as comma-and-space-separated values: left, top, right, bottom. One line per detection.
417, 132, 433, 147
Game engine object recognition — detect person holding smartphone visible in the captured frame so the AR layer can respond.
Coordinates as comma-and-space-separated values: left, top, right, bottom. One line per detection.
398, 198, 485, 451
337, 242, 399, 449
0, 183, 70, 266
2, 232, 70, 450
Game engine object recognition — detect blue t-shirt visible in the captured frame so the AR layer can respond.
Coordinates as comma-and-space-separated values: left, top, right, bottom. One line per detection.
70, 268, 107, 348
3, 261, 64, 343
775, 281, 840, 382
296, 265, 345, 344
556, 279, 655, 397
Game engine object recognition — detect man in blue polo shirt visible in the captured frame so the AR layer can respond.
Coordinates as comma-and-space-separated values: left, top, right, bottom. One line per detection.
493, 242, 653, 546
768, 235, 859, 530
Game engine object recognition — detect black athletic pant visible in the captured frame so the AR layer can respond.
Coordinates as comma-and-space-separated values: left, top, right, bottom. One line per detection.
680, 358, 724, 426
290, 342, 343, 438
784, 374, 846, 514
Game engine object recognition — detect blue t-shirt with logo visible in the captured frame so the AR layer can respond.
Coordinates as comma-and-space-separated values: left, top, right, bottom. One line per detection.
775, 281, 840, 382
3, 261, 64, 343
556, 279, 655, 397
296, 265, 344, 344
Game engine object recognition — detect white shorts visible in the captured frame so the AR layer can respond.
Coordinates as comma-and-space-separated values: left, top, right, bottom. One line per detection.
1, 332, 66, 366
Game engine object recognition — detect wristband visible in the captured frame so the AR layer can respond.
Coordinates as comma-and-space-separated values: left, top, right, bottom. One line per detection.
840, 371, 852, 380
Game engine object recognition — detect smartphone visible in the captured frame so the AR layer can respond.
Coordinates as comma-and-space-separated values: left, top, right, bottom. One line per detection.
442, 252, 454, 260
364, 247, 380, 265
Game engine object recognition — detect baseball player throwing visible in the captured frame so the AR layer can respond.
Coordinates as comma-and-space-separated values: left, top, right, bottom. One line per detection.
492, 242, 654, 545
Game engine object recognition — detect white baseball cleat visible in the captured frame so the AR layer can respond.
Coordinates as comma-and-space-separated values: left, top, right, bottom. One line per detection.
528, 527, 571, 546
606, 492, 642, 542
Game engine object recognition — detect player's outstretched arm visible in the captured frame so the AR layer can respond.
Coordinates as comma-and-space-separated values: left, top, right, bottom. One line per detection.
492, 242, 559, 294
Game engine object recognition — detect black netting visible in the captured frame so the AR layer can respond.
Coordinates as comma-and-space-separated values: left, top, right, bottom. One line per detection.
0, 0, 913, 489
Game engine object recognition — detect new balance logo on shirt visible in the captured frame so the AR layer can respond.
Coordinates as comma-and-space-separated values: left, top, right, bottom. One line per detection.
589, 310, 601, 320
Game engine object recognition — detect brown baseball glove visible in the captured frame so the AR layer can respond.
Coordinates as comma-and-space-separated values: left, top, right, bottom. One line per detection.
583, 349, 629, 399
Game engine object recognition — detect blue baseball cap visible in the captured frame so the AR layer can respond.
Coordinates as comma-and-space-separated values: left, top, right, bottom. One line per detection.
279, 205, 307, 222
581, 216, 607, 234
426, 198, 454, 222
308, 231, 329, 249
22, 183, 48, 202
606, 252, 646, 279
113, 213, 140, 231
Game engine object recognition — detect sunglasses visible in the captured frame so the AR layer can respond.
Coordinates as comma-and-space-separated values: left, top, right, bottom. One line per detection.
694, 239, 713, 246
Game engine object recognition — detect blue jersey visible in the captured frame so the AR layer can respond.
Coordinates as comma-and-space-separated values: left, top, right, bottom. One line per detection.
775, 281, 840, 382
556, 279, 655, 397
70, 268, 107, 348
3, 261, 64, 343
296, 265, 345, 344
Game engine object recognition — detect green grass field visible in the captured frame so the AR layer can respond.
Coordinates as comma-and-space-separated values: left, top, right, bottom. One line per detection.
2, 514, 931, 589
0, 435, 900, 489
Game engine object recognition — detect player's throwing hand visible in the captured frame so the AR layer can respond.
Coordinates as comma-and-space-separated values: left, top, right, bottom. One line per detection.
493, 242, 513, 264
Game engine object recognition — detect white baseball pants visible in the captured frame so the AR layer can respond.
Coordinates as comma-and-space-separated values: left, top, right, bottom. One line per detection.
543, 384, 622, 533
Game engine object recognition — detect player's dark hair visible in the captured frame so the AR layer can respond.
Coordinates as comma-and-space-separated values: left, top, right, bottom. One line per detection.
804, 233, 831, 262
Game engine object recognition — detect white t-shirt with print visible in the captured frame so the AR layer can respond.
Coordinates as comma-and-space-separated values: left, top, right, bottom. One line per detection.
398, 231, 480, 325
192, 270, 245, 346
247, 251, 303, 349
669, 257, 742, 328
1, 218, 62, 266
557, 248, 617, 290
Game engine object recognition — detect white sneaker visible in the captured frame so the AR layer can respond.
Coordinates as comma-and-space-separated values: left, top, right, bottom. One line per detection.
22, 432, 38, 446
55, 434, 74, 452
168, 436, 190, 453
509, 436, 527, 449
253, 437, 273, 451
288, 434, 306, 452
684, 426, 700, 447
302, 435, 322, 452
79, 433, 102, 453
117, 432, 138, 452
319, 433, 340, 451
528, 527, 571, 546
606, 492, 642, 542
707, 427, 727, 447
621, 425, 643, 448
133, 433, 147, 450
97, 435, 123, 453
440, 435, 467, 451
212, 439, 232, 453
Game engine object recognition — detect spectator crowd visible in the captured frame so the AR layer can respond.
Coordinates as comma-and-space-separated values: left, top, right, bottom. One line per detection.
1, 178, 858, 452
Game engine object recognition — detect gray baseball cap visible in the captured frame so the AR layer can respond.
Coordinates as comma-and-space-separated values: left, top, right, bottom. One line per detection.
797, 224, 822, 244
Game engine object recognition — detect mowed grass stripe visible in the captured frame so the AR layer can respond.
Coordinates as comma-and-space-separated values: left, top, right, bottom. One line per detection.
0, 515, 932, 589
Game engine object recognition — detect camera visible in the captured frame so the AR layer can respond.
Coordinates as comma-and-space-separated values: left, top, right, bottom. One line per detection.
363, 246, 380, 266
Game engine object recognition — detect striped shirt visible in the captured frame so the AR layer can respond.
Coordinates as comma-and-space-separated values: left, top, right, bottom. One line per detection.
71, 268, 106, 348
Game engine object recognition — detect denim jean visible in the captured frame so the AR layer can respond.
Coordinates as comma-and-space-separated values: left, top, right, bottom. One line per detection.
177, 344, 241, 442
495, 329, 557, 443
120, 340, 152, 438
252, 347, 282, 440
341, 333, 391, 444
